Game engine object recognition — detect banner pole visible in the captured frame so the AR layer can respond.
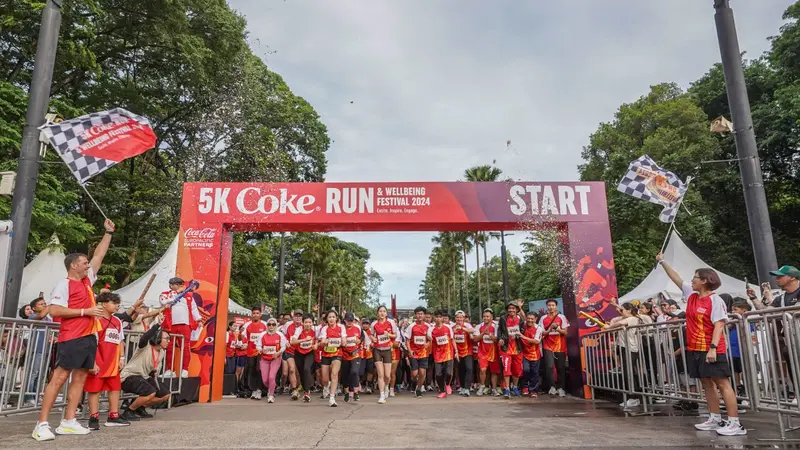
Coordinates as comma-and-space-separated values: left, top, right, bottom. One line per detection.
660, 176, 693, 254
80, 183, 109, 221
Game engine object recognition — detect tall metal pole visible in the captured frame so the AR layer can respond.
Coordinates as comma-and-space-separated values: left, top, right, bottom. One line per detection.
4, 0, 63, 318
500, 231, 509, 304
277, 233, 285, 315
713, 0, 778, 286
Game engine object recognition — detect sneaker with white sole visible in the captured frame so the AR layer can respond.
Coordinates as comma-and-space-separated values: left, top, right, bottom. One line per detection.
378, 393, 386, 404
180, 370, 189, 378
329, 396, 337, 407
716, 421, 747, 436
162, 370, 176, 378
267, 396, 275, 403
557, 388, 566, 398
55, 418, 91, 435
548, 386, 557, 396
389, 388, 396, 397
620, 398, 640, 408
694, 417, 726, 431
32, 422, 55, 441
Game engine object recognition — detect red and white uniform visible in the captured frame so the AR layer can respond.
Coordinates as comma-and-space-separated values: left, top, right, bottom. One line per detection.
503, 315, 522, 355
226, 331, 237, 358
501, 315, 524, 378
452, 323, 474, 359
539, 313, 569, 353
50, 268, 101, 342
370, 319, 399, 351
521, 325, 544, 362
473, 321, 500, 373
159, 289, 203, 372
317, 324, 347, 358
85, 314, 124, 393
682, 281, 727, 353
428, 324, 455, 363
242, 321, 268, 358
260, 332, 288, 361
291, 327, 317, 355
360, 329, 373, 360
404, 321, 432, 359
343, 325, 364, 361
281, 321, 302, 355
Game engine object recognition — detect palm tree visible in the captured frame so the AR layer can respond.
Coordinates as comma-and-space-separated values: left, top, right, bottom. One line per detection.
453, 232, 474, 319
293, 233, 335, 313
464, 164, 504, 311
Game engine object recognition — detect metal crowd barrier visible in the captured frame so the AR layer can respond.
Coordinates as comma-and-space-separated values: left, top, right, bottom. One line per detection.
583, 307, 800, 441
0, 317, 186, 417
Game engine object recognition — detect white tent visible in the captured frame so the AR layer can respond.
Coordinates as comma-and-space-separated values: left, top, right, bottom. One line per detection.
17, 235, 65, 309
114, 234, 250, 315
619, 231, 757, 303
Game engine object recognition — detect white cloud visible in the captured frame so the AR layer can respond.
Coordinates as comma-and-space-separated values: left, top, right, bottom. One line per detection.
230, 0, 792, 307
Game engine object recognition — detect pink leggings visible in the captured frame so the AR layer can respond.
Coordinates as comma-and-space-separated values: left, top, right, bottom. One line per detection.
259, 358, 282, 396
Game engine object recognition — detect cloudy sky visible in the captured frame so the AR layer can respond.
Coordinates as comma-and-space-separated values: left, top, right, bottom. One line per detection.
229, 0, 791, 308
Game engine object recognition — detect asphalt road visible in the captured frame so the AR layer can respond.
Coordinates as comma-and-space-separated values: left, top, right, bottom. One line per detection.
0, 392, 788, 448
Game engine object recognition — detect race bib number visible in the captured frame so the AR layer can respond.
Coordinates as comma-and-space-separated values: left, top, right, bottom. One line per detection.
104, 329, 121, 345
263, 346, 277, 355
346, 336, 357, 347
413, 335, 426, 345
454, 334, 465, 344
326, 338, 341, 348
250, 332, 265, 343
482, 334, 494, 344
507, 326, 520, 337
435, 335, 449, 346
299, 340, 313, 350
377, 335, 390, 345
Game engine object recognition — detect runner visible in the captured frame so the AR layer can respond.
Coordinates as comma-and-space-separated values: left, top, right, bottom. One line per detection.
473, 308, 500, 396
657, 252, 745, 436
280, 309, 303, 399
453, 311, 475, 396
289, 314, 318, 403
404, 307, 432, 398
341, 312, 365, 402
390, 314, 402, 397
259, 318, 288, 403
498, 302, 525, 398
520, 311, 544, 397
539, 299, 568, 397
318, 310, 346, 407
371, 305, 399, 404
428, 310, 456, 399
241, 306, 267, 399
360, 318, 375, 394
33, 219, 115, 441
85, 292, 130, 429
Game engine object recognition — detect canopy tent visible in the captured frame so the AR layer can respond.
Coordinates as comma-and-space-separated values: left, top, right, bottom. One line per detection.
114, 234, 250, 315
17, 235, 66, 309
619, 230, 757, 304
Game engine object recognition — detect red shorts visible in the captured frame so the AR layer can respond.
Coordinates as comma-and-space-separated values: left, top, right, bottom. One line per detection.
84, 375, 121, 393
501, 352, 523, 378
478, 358, 500, 374
315, 348, 322, 364
392, 347, 401, 362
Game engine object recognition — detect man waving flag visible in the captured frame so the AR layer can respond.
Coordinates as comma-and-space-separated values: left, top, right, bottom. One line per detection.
617, 155, 689, 223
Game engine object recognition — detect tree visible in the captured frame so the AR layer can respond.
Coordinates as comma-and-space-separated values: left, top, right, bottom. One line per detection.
464, 165, 503, 309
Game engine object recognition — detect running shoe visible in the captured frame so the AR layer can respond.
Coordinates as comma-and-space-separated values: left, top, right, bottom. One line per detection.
511, 387, 521, 397
344, 392, 351, 403
329, 396, 338, 407
55, 419, 90, 435
522, 388, 529, 396
445, 385, 452, 395
716, 421, 747, 436
88, 416, 100, 431
105, 416, 130, 427
415, 387, 422, 398
291, 390, 299, 401
267, 396, 275, 403
695, 417, 726, 431
378, 393, 387, 404
476, 386, 484, 397
389, 388, 396, 397
31, 422, 55, 441
503, 388, 511, 399
354, 392, 360, 402
530, 391, 538, 398
548, 386, 557, 396
557, 388, 566, 398
121, 409, 140, 422
437, 392, 447, 399
134, 408, 153, 419
303, 392, 311, 403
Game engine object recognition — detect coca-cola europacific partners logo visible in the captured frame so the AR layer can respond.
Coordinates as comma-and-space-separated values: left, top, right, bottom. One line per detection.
183, 227, 216, 248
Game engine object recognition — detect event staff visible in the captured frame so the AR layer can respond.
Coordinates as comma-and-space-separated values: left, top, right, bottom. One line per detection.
33, 219, 116, 442
159, 277, 202, 378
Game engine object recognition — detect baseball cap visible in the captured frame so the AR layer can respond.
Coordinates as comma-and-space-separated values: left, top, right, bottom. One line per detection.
770, 265, 800, 279
168, 277, 185, 285
506, 302, 519, 311
344, 312, 356, 321
292, 308, 303, 316
455, 310, 465, 316
361, 318, 370, 324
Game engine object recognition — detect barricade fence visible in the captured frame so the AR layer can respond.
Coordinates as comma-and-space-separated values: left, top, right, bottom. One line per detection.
583, 307, 800, 440
0, 317, 185, 417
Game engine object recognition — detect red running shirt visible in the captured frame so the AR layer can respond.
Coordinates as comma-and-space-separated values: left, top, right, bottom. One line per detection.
539, 314, 569, 353
682, 282, 728, 353
50, 268, 101, 343
405, 322, 431, 358
259, 332, 287, 361
370, 319, 398, 350
428, 325, 455, 363
242, 321, 267, 357
474, 322, 498, 362
318, 324, 347, 358
504, 315, 522, 355
292, 328, 317, 355
342, 325, 363, 361
521, 326, 544, 361
95, 315, 124, 378
452, 324, 473, 358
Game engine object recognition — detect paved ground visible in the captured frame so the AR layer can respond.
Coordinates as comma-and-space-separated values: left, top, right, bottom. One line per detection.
0, 393, 798, 448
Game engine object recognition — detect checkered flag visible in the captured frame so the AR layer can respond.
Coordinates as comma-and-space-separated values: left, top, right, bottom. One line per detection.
617, 155, 688, 223
39, 108, 156, 185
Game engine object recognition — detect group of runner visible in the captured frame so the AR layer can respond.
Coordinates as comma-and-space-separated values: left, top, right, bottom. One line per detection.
228, 300, 571, 407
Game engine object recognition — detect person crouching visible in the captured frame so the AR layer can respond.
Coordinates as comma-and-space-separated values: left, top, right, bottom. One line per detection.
85, 292, 129, 429
120, 325, 172, 419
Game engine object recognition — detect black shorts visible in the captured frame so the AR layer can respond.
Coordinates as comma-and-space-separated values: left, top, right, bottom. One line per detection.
321, 356, 342, 366
121, 375, 170, 398
410, 357, 429, 371
283, 352, 294, 361
373, 349, 392, 364
687, 351, 731, 379
55, 335, 97, 370
732, 356, 742, 374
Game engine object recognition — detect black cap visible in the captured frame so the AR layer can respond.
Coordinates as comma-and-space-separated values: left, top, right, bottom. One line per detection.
169, 277, 185, 285
345, 312, 356, 321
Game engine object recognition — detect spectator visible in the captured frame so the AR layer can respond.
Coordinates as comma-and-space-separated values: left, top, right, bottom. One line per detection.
119, 325, 171, 419
23, 297, 53, 407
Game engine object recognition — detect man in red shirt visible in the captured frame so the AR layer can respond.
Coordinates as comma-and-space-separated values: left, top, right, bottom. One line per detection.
33, 219, 115, 441
427, 309, 457, 399
241, 306, 267, 399
657, 253, 745, 436
404, 306, 432, 397
498, 302, 525, 398
538, 299, 568, 397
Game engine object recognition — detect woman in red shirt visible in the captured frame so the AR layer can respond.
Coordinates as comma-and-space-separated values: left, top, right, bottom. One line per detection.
370, 305, 398, 404
289, 315, 318, 403
317, 310, 346, 407
657, 252, 744, 436
259, 318, 288, 403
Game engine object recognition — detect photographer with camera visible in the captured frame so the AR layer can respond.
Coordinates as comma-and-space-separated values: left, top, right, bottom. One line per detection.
119, 325, 172, 419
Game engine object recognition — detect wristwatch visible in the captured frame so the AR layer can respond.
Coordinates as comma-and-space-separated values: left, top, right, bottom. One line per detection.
709, 344, 717, 349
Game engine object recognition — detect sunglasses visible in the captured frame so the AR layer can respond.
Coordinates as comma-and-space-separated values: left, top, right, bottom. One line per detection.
267, 323, 277, 326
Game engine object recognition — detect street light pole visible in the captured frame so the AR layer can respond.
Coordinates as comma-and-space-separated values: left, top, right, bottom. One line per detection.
500, 231, 509, 304
712, 0, 778, 286
4, 0, 63, 318
277, 233, 285, 316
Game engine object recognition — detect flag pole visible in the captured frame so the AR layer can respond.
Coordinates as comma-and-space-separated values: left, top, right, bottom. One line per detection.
80, 183, 109, 221
660, 176, 693, 254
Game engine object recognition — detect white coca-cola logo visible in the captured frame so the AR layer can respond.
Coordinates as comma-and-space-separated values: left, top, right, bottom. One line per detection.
184, 228, 216, 239
236, 187, 317, 215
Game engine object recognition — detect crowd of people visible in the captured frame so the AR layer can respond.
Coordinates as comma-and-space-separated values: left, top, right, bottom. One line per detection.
226, 299, 571, 407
